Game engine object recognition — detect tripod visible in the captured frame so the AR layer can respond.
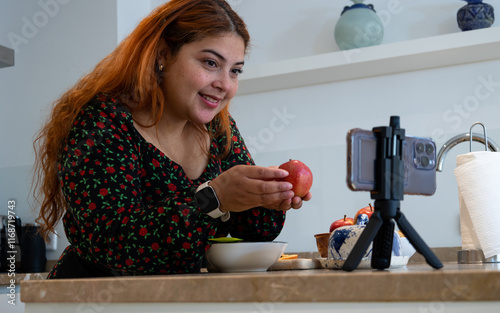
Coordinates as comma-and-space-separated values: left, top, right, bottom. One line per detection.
342, 116, 443, 271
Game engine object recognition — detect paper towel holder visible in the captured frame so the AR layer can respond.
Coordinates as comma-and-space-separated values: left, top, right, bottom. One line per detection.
468, 122, 488, 152
457, 122, 500, 264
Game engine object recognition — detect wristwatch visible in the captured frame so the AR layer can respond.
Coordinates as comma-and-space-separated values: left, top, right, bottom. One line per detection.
195, 181, 230, 221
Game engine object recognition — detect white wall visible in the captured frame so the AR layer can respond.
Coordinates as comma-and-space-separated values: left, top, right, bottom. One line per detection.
0, 0, 118, 260
228, 0, 500, 252
117, 0, 154, 44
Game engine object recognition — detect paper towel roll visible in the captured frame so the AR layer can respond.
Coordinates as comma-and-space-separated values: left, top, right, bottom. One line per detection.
454, 151, 500, 259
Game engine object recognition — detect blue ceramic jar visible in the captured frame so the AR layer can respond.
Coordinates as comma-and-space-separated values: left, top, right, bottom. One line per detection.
334, 0, 384, 50
457, 0, 495, 31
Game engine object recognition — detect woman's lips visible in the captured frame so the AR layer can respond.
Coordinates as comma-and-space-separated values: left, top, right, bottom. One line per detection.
199, 93, 221, 109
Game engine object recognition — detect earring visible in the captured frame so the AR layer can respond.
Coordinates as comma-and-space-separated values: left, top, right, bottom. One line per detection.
158, 64, 164, 72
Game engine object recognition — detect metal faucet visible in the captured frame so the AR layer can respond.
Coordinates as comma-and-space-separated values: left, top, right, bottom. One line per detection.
436, 131, 499, 172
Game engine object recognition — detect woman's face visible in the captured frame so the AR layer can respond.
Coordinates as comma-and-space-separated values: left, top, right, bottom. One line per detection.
160, 33, 245, 125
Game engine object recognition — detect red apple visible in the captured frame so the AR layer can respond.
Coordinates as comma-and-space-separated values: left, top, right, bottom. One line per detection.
329, 215, 355, 233
278, 159, 313, 197
354, 204, 374, 223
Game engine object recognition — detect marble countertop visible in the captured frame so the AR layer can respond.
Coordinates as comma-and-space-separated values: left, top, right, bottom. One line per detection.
0, 260, 53, 285
20, 260, 500, 303
0, 272, 47, 285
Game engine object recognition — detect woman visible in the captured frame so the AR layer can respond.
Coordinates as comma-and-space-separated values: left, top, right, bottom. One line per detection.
33, 0, 311, 278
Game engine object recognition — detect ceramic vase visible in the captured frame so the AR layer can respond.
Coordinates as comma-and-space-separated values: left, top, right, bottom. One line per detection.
334, 0, 384, 51
328, 214, 403, 260
457, 0, 495, 31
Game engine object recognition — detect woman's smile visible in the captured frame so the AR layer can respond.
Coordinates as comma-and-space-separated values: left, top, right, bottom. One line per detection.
199, 92, 222, 109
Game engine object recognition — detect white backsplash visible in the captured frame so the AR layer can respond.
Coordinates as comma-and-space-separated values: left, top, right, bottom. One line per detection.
231, 61, 500, 252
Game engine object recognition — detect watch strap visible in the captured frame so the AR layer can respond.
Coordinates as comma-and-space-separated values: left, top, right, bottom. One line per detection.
196, 181, 230, 220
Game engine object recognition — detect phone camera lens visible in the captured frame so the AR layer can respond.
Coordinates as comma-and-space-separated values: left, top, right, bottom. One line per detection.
425, 143, 434, 155
420, 156, 430, 167
416, 142, 424, 154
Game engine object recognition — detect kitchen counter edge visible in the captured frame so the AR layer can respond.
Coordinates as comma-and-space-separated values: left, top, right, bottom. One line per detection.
19, 262, 500, 303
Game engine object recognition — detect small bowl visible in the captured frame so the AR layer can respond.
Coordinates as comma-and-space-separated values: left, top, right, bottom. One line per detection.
314, 233, 331, 258
205, 241, 288, 273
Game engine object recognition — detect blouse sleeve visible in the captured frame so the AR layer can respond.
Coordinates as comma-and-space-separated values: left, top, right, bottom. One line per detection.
59, 98, 216, 274
215, 116, 286, 241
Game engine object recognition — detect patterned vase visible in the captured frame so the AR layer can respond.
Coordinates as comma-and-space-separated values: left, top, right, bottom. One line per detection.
334, 0, 384, 51
457, 0, 495, 31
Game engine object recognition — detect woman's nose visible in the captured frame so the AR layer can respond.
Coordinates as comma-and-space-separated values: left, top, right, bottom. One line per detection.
213, 73, 235, 92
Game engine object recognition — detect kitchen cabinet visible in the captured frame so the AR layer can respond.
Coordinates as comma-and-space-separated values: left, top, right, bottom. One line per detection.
238, 26, 500, 96
0, 45, 14, 68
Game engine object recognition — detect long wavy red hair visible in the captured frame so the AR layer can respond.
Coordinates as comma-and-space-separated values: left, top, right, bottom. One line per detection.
32, 0, 250, 239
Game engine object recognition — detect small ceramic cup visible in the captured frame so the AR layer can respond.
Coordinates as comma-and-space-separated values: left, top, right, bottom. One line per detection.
314, 232, 331, 258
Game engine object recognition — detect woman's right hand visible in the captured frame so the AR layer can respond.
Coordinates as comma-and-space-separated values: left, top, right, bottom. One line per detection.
209, 165, 294, 213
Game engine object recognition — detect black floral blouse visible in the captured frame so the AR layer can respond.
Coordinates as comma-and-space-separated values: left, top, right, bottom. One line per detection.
47, 94, 285, 278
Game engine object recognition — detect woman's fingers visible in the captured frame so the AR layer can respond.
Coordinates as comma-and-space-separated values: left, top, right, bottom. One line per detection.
301, 191, 313, 202
215, 165, 292, 194
243, 176, 292, 195
244, 165, 289, 180
291, 192, 313, 210
211, 166, 294, 212
275, 191, 313, 211
210, 165, 312, 213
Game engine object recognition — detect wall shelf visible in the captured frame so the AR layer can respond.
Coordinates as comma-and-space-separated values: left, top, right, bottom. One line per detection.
0, 44, 14, 68
238, 27, 500, 96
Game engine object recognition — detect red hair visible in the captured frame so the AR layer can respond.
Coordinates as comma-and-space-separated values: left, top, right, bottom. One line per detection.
33, 0, 250, 239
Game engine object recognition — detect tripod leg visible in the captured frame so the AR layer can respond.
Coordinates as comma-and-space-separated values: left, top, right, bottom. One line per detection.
395, 211, 443, 269
371, 220, 395, 270
342, 211, 383, 271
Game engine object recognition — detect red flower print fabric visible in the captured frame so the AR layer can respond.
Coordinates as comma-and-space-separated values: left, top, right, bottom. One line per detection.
47, 94, 285, 278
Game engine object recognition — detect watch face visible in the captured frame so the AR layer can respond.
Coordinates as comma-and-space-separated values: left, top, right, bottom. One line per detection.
195, 186, 220, 213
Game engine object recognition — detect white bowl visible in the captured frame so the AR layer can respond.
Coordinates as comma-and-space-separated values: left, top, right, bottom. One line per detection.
205, 241, 288, 272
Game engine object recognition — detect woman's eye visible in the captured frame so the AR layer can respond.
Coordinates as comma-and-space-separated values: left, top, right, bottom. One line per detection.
205, 59, 217, 68
232, 68, 243, 75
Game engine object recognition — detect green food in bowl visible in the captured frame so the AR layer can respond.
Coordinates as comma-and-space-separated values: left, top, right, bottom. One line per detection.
208, 237, 243, 243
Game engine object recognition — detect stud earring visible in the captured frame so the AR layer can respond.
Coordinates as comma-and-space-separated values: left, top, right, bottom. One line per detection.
158, 64, 164, 72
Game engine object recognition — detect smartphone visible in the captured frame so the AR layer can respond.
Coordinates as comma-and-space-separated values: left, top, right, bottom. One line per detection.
346, 128, 437, 196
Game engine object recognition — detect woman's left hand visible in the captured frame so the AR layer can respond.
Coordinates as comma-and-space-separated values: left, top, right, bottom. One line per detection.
260, 165, 312, 211
263, 191, 312, 211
